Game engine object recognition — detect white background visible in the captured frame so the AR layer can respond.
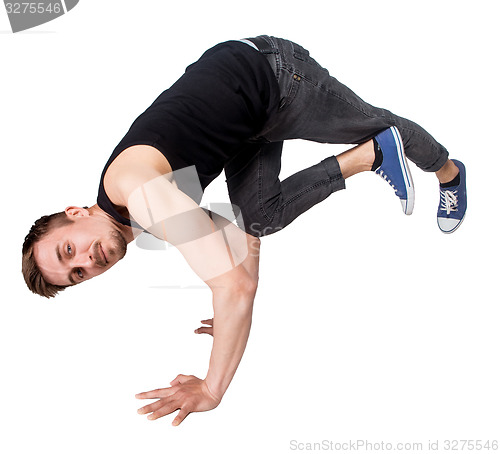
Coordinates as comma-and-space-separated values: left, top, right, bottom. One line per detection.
1, 1, 499, 453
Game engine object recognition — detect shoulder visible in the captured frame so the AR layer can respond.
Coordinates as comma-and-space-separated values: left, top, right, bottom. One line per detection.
103, 145, 173, 207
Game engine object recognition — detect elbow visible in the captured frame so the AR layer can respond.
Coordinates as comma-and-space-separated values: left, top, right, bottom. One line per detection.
240, 275, 258, 301
212, 271, 258, 311
228, 274, 258, 303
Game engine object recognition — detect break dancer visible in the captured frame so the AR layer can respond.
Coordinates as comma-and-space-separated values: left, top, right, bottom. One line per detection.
22, 35, 467, 426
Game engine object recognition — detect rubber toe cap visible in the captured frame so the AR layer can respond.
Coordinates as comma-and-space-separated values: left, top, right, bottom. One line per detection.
438, 217, 460, 233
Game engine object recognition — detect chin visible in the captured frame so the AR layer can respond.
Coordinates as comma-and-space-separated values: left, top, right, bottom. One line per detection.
109, 230, 128, 261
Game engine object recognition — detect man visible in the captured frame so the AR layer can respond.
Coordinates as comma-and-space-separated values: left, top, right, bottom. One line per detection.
22, 35, 467, 426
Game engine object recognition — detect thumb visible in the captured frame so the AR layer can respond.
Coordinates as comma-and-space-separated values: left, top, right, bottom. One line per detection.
170, 374, 189, 386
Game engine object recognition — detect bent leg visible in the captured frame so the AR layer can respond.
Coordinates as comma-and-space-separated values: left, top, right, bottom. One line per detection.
249, 35, 449, 173
224, 142, 345, 237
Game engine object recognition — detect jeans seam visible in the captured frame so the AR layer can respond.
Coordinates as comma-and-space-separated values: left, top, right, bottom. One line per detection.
257, 151, 274, 222
274, 41, 282, 83
304, 76, 378, 119
398, 126, 448, 171
279, 67, 301, 111
260, 35, 281, 83
276, 178, 332, 213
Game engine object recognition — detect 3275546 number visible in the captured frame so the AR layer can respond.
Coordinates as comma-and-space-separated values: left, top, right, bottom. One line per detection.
444, 440, 499, 451
5, 2, 62, 14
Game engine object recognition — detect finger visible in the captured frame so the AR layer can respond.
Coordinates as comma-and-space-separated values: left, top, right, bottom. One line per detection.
172, 408, 190, 426
148, 401, 183, 420
138, 399, 169, 415
200, 319, 213, 326
135, 387, 176, 399
194, 327, 213, 336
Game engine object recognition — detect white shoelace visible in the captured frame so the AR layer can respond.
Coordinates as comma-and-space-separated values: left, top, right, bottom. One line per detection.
377, 169, 396, 192
440, 189, 458, 215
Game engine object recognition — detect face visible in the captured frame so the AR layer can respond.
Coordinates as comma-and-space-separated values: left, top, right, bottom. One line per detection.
34, 209, 127, 287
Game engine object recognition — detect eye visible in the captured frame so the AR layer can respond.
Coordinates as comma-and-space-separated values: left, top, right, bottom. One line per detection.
76, 268, 84, 279
67, 244, 72, 255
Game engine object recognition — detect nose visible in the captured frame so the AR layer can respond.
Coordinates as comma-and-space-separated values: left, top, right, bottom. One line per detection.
73, 250, 94, 268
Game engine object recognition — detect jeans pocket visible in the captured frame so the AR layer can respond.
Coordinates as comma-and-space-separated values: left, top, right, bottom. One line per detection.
278, 71, 301, 111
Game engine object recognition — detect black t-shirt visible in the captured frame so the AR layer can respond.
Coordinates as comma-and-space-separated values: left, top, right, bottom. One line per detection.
97, 40, 280, 227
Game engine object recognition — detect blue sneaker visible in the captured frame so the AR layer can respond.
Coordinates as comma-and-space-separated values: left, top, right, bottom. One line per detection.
374, 126, 415, 215
437, 159, 467, 233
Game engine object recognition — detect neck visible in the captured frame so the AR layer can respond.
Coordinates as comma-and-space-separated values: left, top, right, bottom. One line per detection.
87, 204, 136, 244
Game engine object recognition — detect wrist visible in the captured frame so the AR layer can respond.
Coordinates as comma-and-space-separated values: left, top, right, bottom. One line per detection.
203, 377, 224, 402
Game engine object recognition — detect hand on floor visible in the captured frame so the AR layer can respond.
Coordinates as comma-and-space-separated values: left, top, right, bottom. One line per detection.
136, 374, 220, 426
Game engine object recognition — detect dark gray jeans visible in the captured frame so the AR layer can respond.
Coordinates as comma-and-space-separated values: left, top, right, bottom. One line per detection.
224, 35, 449, 237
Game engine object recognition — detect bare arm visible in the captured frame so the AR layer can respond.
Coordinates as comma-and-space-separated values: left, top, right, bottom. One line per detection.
125, 171, 261, 425
136, 263, 257, 425
203, 239, 259, 400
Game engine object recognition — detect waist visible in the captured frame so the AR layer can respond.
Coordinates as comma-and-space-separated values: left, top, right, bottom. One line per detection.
240, 35, 279, 79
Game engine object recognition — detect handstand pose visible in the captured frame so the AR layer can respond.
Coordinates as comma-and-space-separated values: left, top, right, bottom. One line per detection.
22, 35, 467, 426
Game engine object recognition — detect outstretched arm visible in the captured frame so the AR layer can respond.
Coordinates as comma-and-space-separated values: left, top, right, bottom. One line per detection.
202, 228, 261, 399
125, 171, 261, 425
194, 231, 261, 335
136, 261, 257, 425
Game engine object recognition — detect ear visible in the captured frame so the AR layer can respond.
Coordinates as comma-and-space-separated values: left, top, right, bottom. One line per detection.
65, 206, 90, 218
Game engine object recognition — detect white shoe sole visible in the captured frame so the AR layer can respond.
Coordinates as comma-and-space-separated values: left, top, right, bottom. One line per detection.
390, 126, 415, 215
